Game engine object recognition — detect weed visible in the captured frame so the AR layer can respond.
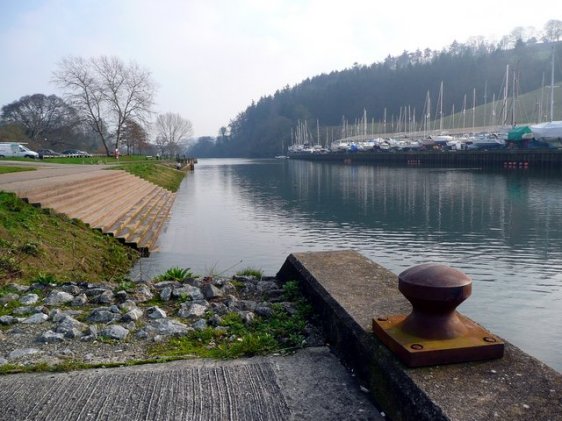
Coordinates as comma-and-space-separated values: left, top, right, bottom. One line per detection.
33, 273, 59, 286
0, 255, 20, 278
282, 280, 300, 301
18, 242, 40, 257
235, 267, 263, 279
154, 267, 194, 282
230, 280, 245, 290
115, 279, 136, 292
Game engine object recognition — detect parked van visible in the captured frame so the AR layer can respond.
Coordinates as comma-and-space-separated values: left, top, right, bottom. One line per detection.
0, 142, 39, 159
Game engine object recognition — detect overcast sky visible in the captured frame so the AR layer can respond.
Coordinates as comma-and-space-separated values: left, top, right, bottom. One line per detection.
0, 0, 558, 137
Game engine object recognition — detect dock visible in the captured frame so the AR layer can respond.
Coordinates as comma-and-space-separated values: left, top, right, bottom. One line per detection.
289, 149, 562, 170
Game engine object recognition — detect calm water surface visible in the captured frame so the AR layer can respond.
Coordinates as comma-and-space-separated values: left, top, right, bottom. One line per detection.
133, 158, 562, 372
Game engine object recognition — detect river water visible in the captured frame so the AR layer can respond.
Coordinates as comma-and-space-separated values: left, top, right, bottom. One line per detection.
133, 158, 562, 372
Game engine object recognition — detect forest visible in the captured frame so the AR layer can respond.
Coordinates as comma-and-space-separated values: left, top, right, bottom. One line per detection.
189, 29, 562, 158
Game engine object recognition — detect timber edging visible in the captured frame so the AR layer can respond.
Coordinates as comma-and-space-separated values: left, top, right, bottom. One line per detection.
277, 250, 562, 421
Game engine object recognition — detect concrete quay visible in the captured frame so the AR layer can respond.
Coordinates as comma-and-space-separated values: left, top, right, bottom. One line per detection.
278, 251, 562, 421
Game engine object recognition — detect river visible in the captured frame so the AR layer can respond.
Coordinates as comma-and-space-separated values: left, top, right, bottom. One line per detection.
132, 158, 562, 372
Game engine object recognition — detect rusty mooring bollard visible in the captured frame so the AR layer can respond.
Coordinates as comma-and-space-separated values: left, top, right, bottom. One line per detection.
372, 263, 504, 367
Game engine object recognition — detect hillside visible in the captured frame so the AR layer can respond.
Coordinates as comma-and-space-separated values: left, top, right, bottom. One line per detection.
189, 40, 562, 158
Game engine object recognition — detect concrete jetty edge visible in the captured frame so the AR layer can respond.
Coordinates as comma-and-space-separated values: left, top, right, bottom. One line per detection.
277, 250, 562, 421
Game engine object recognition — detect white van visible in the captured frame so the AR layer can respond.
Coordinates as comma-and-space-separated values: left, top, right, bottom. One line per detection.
0, 142, 39, 159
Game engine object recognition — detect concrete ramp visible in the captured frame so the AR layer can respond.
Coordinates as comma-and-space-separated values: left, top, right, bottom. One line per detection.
0, 348, 381, 421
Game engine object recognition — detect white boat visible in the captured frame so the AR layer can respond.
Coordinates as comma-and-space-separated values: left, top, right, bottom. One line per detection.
529, 121, 562, 148
466, 133, 505, 150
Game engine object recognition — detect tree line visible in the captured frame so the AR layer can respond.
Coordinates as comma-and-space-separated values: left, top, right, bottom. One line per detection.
1, 56, 193, 157
188, 20, 562, 158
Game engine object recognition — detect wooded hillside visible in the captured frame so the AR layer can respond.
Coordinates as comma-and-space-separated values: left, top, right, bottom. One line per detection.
189, 37, 562, 158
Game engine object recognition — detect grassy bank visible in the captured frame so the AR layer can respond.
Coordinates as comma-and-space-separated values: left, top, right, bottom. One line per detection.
0, 157, 187, 285
116, 162, 185, 192
0, 192, 139, 285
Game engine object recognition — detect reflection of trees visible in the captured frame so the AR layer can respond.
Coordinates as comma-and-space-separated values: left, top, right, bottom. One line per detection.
232, 161, 562, 251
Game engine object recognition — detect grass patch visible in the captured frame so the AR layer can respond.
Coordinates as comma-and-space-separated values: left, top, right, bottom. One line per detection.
0, 165, 36, 174
149, 280, 313, 359
235, 267, 263, 279
0, 192, 139, 285
115, 162, 185, 192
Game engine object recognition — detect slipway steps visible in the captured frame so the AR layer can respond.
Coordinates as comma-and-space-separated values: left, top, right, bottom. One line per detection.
13, 169, 175, 256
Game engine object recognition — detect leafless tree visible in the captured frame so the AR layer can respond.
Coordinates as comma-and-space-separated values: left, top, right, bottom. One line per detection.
544, 20, 562, 42
52, 56, 156, 156
154, 112, 193, 155
1, 94, 78, 142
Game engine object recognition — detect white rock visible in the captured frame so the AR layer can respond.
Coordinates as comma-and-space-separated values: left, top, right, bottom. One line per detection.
147, 306, 167, 319
19, 293, 39, 305
101, 325, 129, 340
178, 302, 208, 318
8, 348, 43, 360
44, 290, 74, 306
40, 330, 65, 343
22, 313, 48, 324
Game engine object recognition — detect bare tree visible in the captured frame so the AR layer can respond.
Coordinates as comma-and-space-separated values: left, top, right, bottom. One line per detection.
1, 93, 78, 142
52, 56, 156, 156
544, 20, 562, 42
154, 112, 193, 155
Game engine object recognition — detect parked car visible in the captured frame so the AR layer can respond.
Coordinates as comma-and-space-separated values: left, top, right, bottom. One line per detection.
62, 149, 92, 158
37, 149, 62, 158
0, 142, 39, 159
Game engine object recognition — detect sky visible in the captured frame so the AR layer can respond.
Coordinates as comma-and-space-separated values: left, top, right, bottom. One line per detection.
0, 0, 559, 137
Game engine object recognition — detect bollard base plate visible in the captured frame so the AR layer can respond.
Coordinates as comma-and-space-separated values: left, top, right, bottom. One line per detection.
372, 314, 504, 367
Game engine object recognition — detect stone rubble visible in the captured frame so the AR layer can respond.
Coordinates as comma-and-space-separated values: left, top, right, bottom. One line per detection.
0, 275, 324, 367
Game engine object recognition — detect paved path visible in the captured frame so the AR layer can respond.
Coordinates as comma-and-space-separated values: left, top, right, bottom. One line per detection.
0, 347, 381, 420
0, 161, 112, 194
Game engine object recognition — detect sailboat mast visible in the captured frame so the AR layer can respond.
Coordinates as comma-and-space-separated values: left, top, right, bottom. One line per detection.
472, 88, 476, 130
503, 64, 509, 125
540, 72, 545, 123
439, 81, 444, 132
483, 80, 488, 127
550, 45, 555, 122
462, 94, 466, 129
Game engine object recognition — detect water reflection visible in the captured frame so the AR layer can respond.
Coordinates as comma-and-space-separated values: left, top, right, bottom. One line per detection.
133, 158, 562, 372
